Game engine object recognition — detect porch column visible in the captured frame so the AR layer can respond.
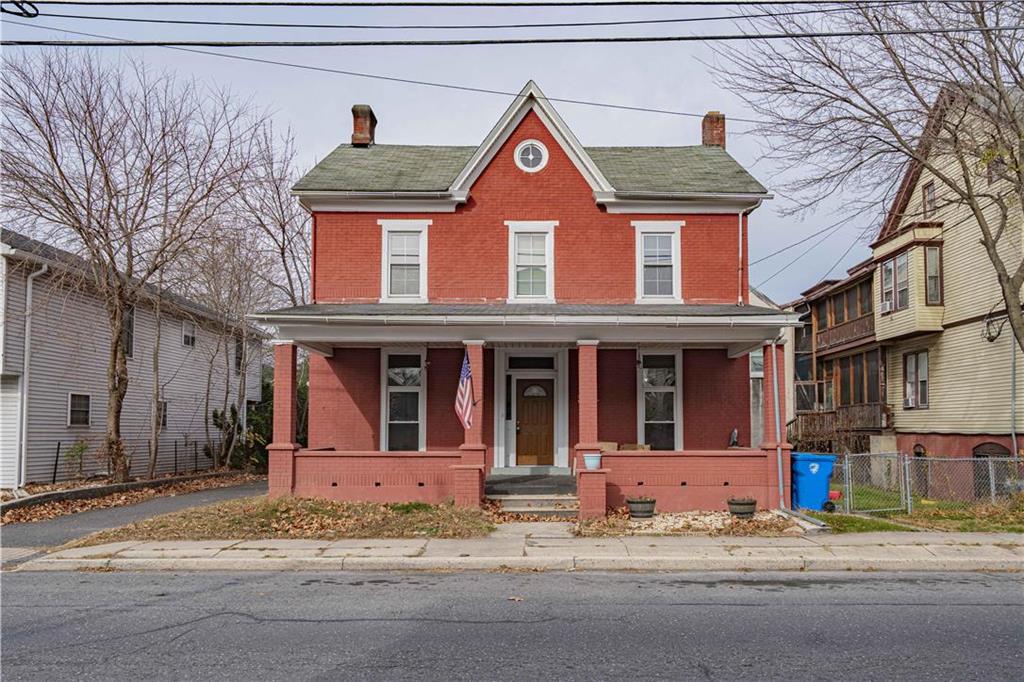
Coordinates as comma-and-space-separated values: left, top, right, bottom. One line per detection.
455, 340, 486, 506
761, 341, 793, 509
576, 340, 600, 449
268, 341, 300, 498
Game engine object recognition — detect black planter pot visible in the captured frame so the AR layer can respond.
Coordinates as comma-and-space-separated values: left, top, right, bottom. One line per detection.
727, 498, 757, 519
626, 498, 656, 519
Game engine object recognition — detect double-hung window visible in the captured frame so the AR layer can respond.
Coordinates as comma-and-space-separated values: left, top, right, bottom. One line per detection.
925, 246, 942, 304
234, 336, 244, 374
904, 350, 929, 409
157, 400, 168, 431
880, 252, 909, 312
121, 305, 135, 359
182, 320, 196, 348
638, 352, 681, 450
382, 351, 426, 451
380, 220, 429, 302
633, 221, 682, 302
922, 181, 936, 219
68, 393, 91, 427
506, 221, 556, 303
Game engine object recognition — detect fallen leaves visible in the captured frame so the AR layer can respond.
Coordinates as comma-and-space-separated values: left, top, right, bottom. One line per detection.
66, 496, 496, 547
576, 509, 799, 537
1, 473, 264, 525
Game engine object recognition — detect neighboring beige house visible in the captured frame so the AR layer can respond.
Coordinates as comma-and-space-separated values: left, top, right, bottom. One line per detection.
867, 109, 1023, 458
1, 229, 263, 489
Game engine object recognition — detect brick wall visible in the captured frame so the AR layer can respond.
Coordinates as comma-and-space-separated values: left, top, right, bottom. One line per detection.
308, 348, 380, 450
312, 111, 748, 305
293, 450, 461, 503
683, 349, 752, 449
603, 451, 774, 511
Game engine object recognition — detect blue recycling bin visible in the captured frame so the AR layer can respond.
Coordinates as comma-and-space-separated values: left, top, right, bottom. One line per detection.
791, 452, 837, 511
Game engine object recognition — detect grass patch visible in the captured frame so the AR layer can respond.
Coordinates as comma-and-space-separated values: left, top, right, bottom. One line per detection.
67, 496, 494, 547
892, 493, 1024, 533
805, 511, 911, 533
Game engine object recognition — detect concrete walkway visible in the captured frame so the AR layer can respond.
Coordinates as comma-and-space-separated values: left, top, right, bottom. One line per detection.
14, 524, 1023, 572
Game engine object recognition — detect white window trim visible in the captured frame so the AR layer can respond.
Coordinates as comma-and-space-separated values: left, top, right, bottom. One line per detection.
182, 320, 196, 348
67, 392, 92, 427
380, 348, 428, 452
636, 350, 684, 450
633, 221, 684, 303
157, 399, 168, 432
505, 221, 557, 304
513, 139, 549, 173
379, 220, 431, 303
122, 305, 135, 359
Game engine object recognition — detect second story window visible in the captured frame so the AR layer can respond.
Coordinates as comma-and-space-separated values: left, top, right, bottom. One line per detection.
633, 221, 683, 302
922, 181, 936, 219
506, 221, 556, 303
379, 220, 430, 302
925, 245, 942, 305
121, 305, 135, 359
234, 336, 244, 374
182, 320, 196, 348
880, 252, 909, 313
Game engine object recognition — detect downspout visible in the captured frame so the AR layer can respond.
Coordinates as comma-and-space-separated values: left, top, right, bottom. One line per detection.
771, 337, 786, 509
18, 263, 48, 489
737, 211, 744, 305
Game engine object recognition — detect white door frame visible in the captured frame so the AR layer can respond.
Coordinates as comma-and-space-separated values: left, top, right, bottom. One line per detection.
493, 348, 569, 469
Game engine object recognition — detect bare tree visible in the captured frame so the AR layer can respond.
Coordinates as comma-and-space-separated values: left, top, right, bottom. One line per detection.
714, 2, 1023, 349
2, 52, 263, 481
237, 124, 311, 308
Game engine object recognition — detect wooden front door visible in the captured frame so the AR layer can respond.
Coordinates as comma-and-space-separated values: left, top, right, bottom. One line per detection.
515, 379, 555, 466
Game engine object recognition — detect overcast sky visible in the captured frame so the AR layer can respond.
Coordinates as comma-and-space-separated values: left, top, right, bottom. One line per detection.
2, 2, 875, 304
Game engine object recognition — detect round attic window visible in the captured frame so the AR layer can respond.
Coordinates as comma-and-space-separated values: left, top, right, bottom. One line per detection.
514, 139, 548, 173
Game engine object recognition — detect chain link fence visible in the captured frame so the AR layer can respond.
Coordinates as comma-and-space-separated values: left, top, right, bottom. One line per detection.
828, 452, 1024, 515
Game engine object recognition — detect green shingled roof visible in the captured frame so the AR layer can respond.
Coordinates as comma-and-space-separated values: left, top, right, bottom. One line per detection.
292, 143, 766, 195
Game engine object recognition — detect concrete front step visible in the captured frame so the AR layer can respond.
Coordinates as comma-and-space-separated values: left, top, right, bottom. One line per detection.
484, 474, 577, 496
487, 494, 579, 519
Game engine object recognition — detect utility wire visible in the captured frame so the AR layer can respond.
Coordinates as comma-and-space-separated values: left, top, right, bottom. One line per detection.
755, 220, 849, 287
6, 23, 1020, 46
750, 214, 863, 266
7, 1, 965, 8
24, 2, 912, 31
2, 18, 770, 123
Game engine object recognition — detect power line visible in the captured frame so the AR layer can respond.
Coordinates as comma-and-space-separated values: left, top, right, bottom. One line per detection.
755, 220, 849, 287
2, 18, 770, 123
25, 2, 911, 32
6, 23, 1020, 46
750, 214, 863, 266
6, 1, 960, 8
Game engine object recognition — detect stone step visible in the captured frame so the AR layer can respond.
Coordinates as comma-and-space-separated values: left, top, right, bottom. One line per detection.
484, 474, 577, 496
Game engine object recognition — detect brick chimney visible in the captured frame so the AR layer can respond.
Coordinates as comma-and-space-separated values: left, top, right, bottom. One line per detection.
702, 111, 726, 149
351, 104, 377, 147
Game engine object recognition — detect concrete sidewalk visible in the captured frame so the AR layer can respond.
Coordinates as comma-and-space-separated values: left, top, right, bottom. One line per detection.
13, 523, 1023, 572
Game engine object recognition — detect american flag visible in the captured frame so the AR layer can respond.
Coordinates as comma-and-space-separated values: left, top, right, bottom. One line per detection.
455, 351, 474, 430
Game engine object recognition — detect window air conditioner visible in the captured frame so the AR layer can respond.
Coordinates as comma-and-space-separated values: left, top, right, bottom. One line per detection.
879, 300, 893, 314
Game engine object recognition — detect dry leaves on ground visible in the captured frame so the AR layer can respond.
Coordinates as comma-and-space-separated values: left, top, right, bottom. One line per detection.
68, 496, 495, 547
0, 473, 265, 525
893, 493, 1024, 533
576, 509, 799, 537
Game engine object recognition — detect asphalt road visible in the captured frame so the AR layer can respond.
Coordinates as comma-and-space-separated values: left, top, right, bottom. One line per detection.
1, 481, 267, 549
2, 571, 1021, 680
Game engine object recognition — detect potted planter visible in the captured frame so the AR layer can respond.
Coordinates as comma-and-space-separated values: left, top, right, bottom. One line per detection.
727, 497, 757, 519
626, 496, 656, 519
583, 453, 602, 470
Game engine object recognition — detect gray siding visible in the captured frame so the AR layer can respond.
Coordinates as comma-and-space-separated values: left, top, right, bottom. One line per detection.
2, 259, 28, 375
3, 257, 262, 486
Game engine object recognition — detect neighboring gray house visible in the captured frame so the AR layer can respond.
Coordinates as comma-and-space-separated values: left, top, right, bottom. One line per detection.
1, 229, 263, 489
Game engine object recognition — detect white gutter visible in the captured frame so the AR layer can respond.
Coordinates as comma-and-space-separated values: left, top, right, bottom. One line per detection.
248, 312, 803, 328
18, 263, 48, 489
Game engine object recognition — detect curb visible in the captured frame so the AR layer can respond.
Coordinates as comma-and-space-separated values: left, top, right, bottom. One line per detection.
15, 555, 1022, 573
0, 472, 258, 512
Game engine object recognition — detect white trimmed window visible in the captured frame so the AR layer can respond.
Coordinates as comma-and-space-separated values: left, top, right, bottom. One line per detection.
506, 221, 556, 303
68, 393, 91, 427
379, 220, 430, 302
157, 400, 168, 431
880, 251, 909, 312
121, 305, 135, 359
633, 221, 683, 302
637, 352, 683, 450
182, 320, 196, 348
382, 350, 426, 451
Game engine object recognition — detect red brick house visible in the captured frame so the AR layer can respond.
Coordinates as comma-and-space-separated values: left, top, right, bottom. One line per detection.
254, 82, 800, 518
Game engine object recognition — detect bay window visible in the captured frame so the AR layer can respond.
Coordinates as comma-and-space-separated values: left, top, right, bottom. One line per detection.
880, 252, 909, 312
925, 246, 942, 304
